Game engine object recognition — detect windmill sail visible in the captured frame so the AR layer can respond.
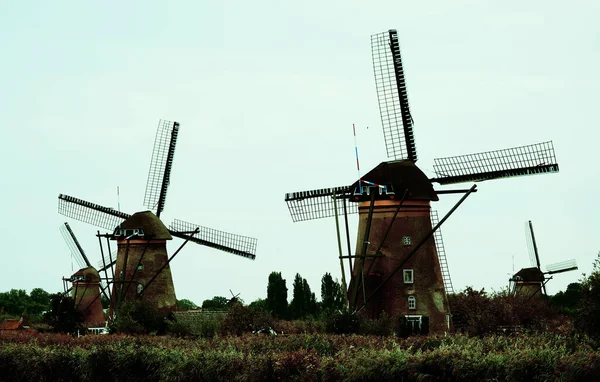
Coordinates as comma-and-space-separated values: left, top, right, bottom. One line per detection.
371, 29, 416, 162
169, 219, 257, 260
431, 210, 454, 294
430, 141, 559, 185
58, 194, 130, 231
143, 120, 180, 217
546, 259, 578, 275
285, 186, 357, 222
60, 222, 92, 269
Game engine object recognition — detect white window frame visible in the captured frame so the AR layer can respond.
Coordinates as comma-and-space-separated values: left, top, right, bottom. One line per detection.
408, 295, 416, 310
403, 269, 414, 284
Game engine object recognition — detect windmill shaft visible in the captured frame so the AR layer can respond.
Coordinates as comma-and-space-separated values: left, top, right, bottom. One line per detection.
64, 223, 92, 267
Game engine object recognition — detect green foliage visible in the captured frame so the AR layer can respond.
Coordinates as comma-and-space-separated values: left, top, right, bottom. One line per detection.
0, 288, 50, 318
100, 294, 110, 309
449, 287, 563, 336
321, 272, 345, 313
550, 282, 583, 317
109, 301, 166, 334
267, 271, 288, 319
221, 303, 275, 335
43, 293, 84, 333
576, 252, 600, 340
201, 296, 228, 310
2, 331, 598, 381
177, 298, 198, 310
289, 273, 317, 319
248, 298, 269, 312
325, 310, 359, 334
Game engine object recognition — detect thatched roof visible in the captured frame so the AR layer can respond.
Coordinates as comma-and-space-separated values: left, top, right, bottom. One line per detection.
114, 211, 172, 240
350, 160, 438, 201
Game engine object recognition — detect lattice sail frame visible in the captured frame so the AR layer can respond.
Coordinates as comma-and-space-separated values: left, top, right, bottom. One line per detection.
58, 194, 129, 231
170, 219, 257, 260
371, 30, 417, 162
60, 224, 89, 270
546, 259, 578, 274
431, 141, 559, 185
285, 186, 358, 222
143, 120, 180, 217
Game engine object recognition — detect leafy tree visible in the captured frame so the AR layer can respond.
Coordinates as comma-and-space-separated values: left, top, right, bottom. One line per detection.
249, 298, 269, 312
100, 294, 110, 309
321, 273, 345, 312
576, 252, 600, 339
290, 274, 317, 319
43, 293, 84, 333
109, 301, 166, 334
266, 272, 288, 319
28, 288, 50, 315
178, 298, 199, 310
550, 282, 583, 317
201, 296, 228, 310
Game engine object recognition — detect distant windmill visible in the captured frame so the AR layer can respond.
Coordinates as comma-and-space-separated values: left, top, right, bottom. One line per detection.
58, 120, 257, 316
284, 29, 559, 334
59, 222, 106, 325
510, 220, 577, 297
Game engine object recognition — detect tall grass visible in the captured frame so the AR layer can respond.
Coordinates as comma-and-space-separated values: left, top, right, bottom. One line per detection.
0, 331, 598, 381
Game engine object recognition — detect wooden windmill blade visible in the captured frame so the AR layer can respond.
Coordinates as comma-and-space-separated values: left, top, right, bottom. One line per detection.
60, 222, 92, 269
169, 219, 258, 260
58, 194, 130, 231
143, 120, 180, 218
525, 220, 541, 269
430, 141, 559, 185
284, 186, 357, 222
371, 29, 417, 162
545, 259, 578, 275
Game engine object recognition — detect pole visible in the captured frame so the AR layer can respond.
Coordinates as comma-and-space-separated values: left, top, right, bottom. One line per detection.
333, 194, 349, 309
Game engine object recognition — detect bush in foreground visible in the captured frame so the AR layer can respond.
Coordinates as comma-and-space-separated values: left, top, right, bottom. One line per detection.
0, 331, 599, 381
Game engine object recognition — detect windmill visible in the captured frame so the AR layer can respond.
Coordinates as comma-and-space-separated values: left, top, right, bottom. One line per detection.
59, 222, 106, 325
510, 220, 577, 298
284, 29, 559, 334
58, 120, 257, 316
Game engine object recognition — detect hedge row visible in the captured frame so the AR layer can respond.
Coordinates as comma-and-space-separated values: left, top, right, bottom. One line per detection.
0, 332, 598, 381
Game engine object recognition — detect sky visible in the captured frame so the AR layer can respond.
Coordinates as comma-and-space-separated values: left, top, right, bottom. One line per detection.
1, 1, 599, 305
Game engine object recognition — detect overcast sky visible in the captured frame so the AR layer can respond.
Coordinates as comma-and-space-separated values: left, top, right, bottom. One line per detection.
1, 1, 598, 305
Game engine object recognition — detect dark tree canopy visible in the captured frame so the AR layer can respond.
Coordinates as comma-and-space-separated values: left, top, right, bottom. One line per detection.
290, 273, 317, 319
178, 298, 199, 310
266, 272, 288, 319
43, 293, 84, 333
0, 288, 51, 317
576, 252, 600, 339
201, 296, 228, 310
321, 273, 345, 312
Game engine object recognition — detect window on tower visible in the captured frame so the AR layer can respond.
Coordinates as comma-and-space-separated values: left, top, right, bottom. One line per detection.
408, 296, 416, 310
137, 284, 143, 294
403, 269, 414, 284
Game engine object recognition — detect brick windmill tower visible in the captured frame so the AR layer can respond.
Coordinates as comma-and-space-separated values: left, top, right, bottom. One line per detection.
284, 30, 559, 334
58, 120, 257, 317
60, 222, 106, 325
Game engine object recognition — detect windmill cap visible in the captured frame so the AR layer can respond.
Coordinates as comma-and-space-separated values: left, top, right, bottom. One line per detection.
513, 267, 544, 282
113, 211, 172, 240
71, 266, 100, 282
351, 160, 438, 201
